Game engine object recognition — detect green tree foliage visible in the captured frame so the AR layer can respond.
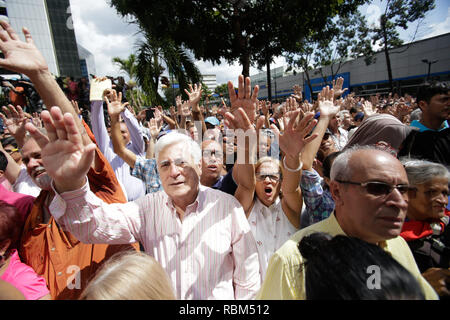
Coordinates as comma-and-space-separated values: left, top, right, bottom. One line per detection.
112, 54, 137, 80
370, 0, 435, 92
110, 0, 366, 78
134, 33, 202, 107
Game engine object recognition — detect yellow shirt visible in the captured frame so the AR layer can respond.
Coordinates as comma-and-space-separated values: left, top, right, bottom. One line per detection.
256, 213, 438, 300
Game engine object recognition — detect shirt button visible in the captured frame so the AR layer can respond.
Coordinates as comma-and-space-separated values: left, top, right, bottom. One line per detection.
57, 272, 62, 276
48, 224, 52, 228
51, 247, 56, 251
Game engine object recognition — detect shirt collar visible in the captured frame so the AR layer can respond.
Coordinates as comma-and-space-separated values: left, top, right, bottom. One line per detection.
165, 184, 204, 215
327, 211, 388, 249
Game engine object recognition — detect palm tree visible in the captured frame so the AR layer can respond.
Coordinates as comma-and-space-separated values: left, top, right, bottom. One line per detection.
135, 32, 202, 106
112, 54, 137, 80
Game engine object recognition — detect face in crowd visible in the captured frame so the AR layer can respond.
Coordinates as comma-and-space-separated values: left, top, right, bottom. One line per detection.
21, 138, 52, 190
254, 158, 282, 207
156, 141, 201, 205
420, 90, 450, 122
330, 149, 409, 244
201, 140, 224, 185
408, 177, 448, 221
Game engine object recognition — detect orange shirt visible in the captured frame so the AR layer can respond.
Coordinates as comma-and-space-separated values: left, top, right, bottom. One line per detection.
19, 147, 138, 300
9, 86, 27, 108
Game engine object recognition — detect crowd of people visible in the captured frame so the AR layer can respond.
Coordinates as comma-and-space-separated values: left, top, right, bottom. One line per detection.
0, 20, 449, 301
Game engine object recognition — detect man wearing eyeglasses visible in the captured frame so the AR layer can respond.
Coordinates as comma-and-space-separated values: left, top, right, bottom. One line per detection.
258, 145, 438, 300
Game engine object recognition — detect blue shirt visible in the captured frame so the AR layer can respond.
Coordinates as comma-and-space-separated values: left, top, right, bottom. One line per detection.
300, 169, 335, 228
410, 120, 449, 132
130, 156, 162, 194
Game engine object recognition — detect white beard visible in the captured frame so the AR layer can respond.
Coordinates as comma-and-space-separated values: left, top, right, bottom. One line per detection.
35, 173, 52, 191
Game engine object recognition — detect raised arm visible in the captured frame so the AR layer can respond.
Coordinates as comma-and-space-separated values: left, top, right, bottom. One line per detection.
301, 86, 339, 171
121, 107, 145, 156
226, 76, 259, 215
185, 84, 207, 134
274, 110, 318, 228
106, 90, 138, 169
89, 82, 112, 155
0, 21, 90, 146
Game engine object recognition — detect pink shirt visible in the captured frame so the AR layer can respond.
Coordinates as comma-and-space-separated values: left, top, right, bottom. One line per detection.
49, 183, 261, 300
1, 250, 50, 300
0, 184, 35, 224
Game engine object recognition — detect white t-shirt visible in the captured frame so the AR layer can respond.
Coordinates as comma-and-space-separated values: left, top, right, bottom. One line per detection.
248, 197, 299, 281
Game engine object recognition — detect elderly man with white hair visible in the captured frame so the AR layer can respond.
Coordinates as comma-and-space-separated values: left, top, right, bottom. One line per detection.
25, 105, 261, 300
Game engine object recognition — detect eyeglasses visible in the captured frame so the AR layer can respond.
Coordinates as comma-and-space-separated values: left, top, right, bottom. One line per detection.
202, 150, 223, 159
335, 180, 411, 196
256, 173, 281, 182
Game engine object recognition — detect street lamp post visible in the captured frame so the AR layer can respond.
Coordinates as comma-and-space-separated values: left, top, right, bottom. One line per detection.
421, 59, 438, 80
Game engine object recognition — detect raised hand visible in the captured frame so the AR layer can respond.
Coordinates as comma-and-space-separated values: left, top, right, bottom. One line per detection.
292, 84, 303, 102
0, 21, 48, 76
227, 75, 259, 123
317, 86, 339, 118
0, 104, 28, 138
105, 90, 128, 119
332, 77, 348, 99
272, 111, 318, 158
362, 100, 376, 117
24, 107, 96, 193
71, 100, 82, 116
185, 83, 202, 112
31, 112, 43, 128
180, 100, 192, 118
148, 118, 161, 140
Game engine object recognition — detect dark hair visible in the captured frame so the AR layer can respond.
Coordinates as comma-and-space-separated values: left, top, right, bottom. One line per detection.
416, 81, 449, 105
322, 151, 342, 179
0, 151, 7, 171
1, 136, 17, 148
298, 233, 425, 300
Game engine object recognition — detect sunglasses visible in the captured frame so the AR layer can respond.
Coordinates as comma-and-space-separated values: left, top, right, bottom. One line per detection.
335, 180, 411, 196
256, 173, 281, 182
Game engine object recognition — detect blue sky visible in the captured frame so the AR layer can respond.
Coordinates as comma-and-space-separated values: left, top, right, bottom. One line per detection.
70, 0, 450, 85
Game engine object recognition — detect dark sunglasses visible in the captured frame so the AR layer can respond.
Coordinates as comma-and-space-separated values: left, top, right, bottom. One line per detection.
335, 180, 411, 196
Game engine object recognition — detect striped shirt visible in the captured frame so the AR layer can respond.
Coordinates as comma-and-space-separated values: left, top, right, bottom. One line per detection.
49, 183, 261, 300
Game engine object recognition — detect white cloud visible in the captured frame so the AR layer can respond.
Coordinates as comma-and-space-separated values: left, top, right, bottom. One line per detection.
421, 7, 450, 39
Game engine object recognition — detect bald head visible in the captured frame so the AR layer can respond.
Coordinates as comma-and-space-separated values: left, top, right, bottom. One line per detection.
331, 146, 406, 182
329, 146, 409, 244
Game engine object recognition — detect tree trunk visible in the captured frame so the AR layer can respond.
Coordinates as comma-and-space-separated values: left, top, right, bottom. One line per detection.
382, 19, 394, 93
304, 67, 314, 101
240, 53, 250, 78
266, 58, 272, 102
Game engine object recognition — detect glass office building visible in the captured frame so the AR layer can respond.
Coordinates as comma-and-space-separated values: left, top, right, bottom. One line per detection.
3, 0, 81, 78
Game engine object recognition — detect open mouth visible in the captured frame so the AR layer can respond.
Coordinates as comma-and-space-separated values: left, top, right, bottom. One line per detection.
264, 187, 273, 197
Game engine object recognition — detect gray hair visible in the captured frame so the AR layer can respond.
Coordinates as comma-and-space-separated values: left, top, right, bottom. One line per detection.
330, 145, 390, 181
400, 158, 449, 186
338, 110, 350, 118
409, 108, 422, 122
154, 131, 201, 164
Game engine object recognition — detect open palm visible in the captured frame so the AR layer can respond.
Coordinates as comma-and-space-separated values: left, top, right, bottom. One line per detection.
25, 108, 95, 192
228, 75, 259, 123
0, 21, 48, 75
272, 111, 318, 158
